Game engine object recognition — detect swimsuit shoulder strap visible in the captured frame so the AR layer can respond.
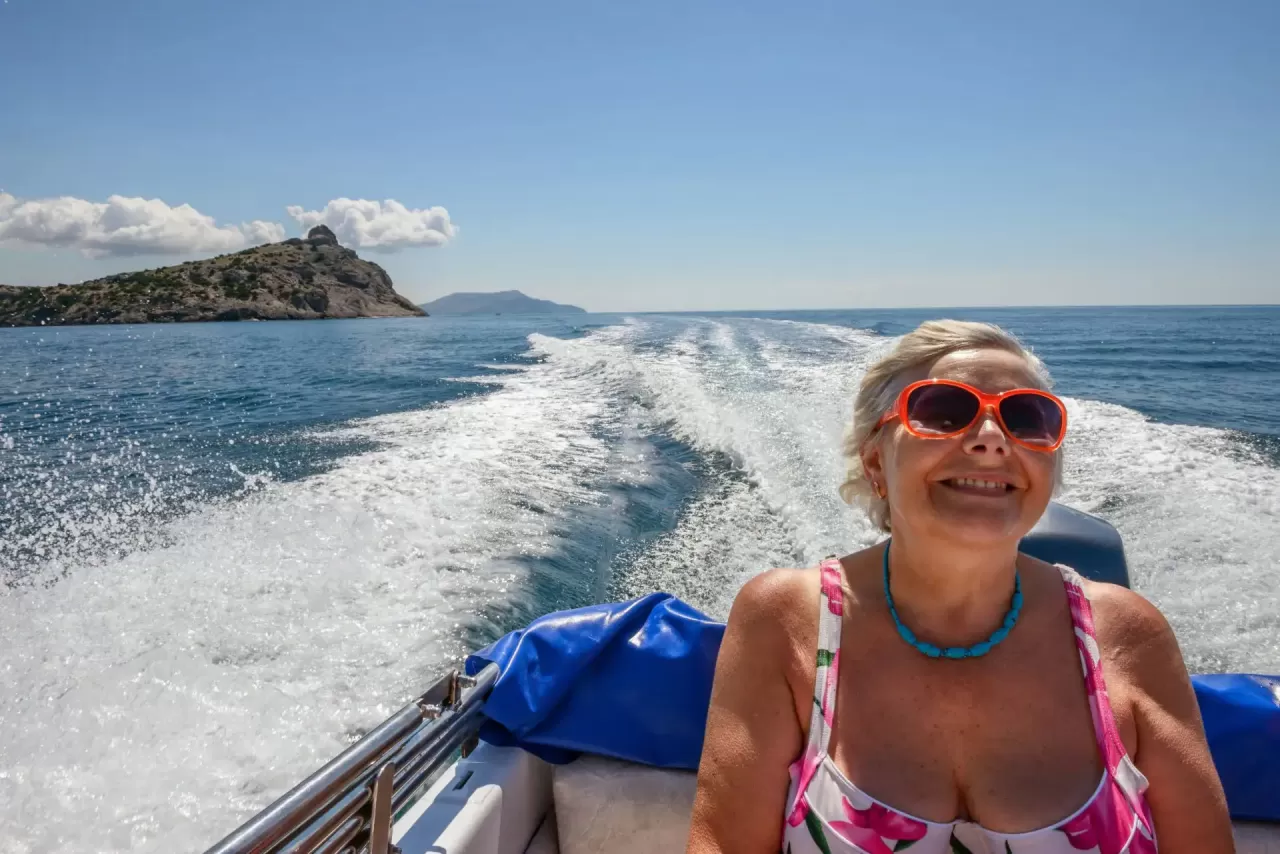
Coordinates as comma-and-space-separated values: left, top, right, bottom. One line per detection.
805, 557, 846, 755
1055, 565, 1137, 777
1057, 564, 1156, 829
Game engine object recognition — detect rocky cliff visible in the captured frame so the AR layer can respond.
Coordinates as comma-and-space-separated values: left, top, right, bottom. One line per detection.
0, 226, 426, 326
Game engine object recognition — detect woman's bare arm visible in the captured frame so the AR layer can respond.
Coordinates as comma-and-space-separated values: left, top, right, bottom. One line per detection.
686, 569, 814, 854
1095, 585, 1235, 853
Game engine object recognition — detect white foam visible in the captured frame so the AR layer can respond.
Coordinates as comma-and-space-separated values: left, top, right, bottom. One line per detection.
3, 315, 1277, 853
532, 317, 892, 617
0, 323, 667, 854
534, 316, 1280, 669
1059, 399, 1280, 673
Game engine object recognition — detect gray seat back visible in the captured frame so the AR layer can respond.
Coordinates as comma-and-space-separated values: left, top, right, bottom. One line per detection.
1020, 502, 1130, 588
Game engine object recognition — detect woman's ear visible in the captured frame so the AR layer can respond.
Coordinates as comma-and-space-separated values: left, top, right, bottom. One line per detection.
862, 440, 886, 499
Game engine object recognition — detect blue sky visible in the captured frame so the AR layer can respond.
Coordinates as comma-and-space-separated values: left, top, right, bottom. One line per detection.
1, 0, 1277, 311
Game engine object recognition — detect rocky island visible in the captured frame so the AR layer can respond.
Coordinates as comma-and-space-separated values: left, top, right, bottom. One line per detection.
420, 289, 585, 315
0, 226, 426, 326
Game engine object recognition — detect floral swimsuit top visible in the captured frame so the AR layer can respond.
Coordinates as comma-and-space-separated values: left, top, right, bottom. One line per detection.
782, 558, 1158, 854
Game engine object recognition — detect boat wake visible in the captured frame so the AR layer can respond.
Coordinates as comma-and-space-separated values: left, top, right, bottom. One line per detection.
1, 315, 1277, 853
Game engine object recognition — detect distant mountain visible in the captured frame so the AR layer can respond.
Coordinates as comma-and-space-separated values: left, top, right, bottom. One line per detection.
419, 290, 585, 315
0, 226, 425, 327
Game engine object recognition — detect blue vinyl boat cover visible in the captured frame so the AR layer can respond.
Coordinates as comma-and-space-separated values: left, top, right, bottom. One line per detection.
466, 592, 1280, 823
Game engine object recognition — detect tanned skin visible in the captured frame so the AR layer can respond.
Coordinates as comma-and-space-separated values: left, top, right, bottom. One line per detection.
687, 349, 1232, 853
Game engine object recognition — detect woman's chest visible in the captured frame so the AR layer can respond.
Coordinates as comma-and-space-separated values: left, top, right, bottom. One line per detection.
825, 640, 1130, 831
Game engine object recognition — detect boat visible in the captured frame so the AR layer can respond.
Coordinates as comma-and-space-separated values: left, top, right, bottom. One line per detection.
202, 503, 1280, 854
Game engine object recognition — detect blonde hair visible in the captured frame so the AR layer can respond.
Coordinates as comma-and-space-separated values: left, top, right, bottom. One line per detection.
838, 319, 1058, 531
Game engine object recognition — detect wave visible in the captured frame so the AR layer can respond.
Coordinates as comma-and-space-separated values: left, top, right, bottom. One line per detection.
1058, 399, 1280, 674
2, 314, 1277, 853
1050, 356, 1280, 373
0, 323, 687, 853
538, 319, 1280, 673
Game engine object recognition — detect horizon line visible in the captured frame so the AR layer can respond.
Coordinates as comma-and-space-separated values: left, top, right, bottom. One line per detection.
606, 302, 1278, 314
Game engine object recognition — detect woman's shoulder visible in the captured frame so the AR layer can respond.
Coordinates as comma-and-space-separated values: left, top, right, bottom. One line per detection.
1071, 573, 1185, 688
729, 551, 876, 647
1075, 575, 1173, 643
1038, 559, 1167, 639
728, 566, 822, 637
723, 566, 830, 682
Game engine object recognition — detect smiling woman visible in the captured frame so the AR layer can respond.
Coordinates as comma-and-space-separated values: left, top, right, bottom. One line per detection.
687, 320, 1235, 854
839, 321, 1064, 533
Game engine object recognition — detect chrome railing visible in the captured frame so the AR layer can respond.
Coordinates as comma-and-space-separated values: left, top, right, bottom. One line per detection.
204, 663, 500, 854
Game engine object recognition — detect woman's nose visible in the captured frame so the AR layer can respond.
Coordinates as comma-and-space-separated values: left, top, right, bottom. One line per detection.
963, 407, 1011, 456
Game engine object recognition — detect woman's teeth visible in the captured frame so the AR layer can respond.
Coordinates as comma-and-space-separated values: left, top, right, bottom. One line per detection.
950, 477, 1011, 491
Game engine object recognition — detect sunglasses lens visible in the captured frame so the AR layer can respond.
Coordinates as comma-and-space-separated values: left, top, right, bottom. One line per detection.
905, 384, 980, 435
999, 393, 1064, 446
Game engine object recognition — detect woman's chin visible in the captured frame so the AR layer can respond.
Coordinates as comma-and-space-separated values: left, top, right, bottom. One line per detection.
921, 487, 1038, 543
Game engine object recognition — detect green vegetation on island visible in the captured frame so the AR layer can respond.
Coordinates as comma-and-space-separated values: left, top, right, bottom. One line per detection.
0, 226, 426, 327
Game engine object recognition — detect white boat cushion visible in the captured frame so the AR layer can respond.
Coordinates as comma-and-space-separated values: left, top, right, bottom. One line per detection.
552, 755, 697, 854
1235, 822, 1280, 854
549, 753, 1279, 853
525, 812, 560, 854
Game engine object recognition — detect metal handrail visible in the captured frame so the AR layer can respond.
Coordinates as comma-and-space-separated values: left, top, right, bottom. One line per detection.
204, 664, 500, 854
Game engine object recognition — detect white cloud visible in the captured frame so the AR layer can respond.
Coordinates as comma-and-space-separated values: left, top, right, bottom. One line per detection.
286, 198, 457, 251
0, 193, 458, 258
0, 192, 286, 258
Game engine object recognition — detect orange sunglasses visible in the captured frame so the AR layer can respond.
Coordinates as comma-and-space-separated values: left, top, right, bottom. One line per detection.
876, 379, 1068, 452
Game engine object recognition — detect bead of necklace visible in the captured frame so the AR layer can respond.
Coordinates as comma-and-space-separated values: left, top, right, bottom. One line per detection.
882, 540, 1022, 660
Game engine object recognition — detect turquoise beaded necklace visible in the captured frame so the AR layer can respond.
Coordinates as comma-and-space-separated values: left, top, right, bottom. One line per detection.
882, 539, 1023, 659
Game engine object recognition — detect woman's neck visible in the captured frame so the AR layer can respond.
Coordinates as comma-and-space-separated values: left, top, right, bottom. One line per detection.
883, 531, 1021, 647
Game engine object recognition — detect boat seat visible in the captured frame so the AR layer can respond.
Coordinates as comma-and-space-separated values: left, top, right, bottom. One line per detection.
545, 752, 1278, 854
551, 754, 697, 854
1235, 823, 1280, 854
1021, 501, 1130, 587
524, 812, 560, 854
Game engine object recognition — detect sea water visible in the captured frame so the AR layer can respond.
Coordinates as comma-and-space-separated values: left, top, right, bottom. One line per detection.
1, 306, 1276, 852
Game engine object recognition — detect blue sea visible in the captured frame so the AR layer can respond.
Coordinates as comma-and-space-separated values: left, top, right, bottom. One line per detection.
1, 306, 1277, 852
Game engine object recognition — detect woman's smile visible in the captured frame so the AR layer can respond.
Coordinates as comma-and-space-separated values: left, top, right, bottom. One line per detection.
936, 476, 1018, 497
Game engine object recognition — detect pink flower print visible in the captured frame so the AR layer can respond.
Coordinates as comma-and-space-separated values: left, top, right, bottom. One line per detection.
1074, 627, 1102, 680
1058, 810, 1100, 850
1058, 784, 1148, 854
1128, 815, 1158, 854
853, 801, 929, 840
822, 649, 840, 727
786, 744, 823, 827
830, 798, 927, 854
821, 565, 844, 616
